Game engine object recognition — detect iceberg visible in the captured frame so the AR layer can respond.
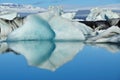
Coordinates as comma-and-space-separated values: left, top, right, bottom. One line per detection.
0, 6, 119, 42
0, 11, 18, 20
7, 15, 55, 41
7, 6, 92, 41
86, 26, 120, 43
108, 18, 120, 26
86, 8, 120, 21
0, 11, 24, 41
0, 19, 13, 41
49, 16, 88, 40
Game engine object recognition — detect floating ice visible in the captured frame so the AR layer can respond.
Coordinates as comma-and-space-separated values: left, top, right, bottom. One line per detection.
0, 17, 24, 41
7, 6, 92, 41
49, 16, 88, 40
86, 8, 120, 21
0, 19, 13, 41
7, 15, 55, 41
0, 7, 119, 42
37, 7, 88, 40
0, 11, 17, 20
87, 26, 120, 43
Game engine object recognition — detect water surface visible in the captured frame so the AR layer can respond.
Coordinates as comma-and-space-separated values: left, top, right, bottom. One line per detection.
0, 41, 120, 80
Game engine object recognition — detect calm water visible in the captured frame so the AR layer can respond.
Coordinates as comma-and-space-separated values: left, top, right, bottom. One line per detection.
0, 41, 120, 80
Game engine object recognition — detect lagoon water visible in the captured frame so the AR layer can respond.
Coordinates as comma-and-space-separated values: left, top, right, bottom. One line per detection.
0, 41, 120, 80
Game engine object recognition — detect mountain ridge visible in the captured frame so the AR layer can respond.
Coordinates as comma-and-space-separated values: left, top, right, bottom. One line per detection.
0, 3, 46, 13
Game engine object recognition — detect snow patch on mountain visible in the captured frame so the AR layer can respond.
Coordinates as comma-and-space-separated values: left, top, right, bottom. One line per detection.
0, 3, 46, 13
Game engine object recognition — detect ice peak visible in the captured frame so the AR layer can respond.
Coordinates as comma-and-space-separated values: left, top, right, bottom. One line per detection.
86, 8, 120, 21
48, 6, 64, 16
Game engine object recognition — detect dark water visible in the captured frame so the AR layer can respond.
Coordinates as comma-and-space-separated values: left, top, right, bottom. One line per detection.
0, 41, 120, 80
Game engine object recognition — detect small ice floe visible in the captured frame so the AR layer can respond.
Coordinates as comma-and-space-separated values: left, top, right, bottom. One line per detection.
86, 26, 120, 43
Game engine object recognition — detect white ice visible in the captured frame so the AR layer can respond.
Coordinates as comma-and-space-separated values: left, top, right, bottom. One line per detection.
7, 15, 55, 41
86, 8, 120, 21
61, 12, 76, 20
0, 6, 119, 43
0, 11, 17, 20
0, 19, 13, 41
87, 26, 120, 43
7, 6, 92, 41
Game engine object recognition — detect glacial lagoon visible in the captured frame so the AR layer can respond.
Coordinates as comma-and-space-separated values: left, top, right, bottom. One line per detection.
0, 41, 120, 80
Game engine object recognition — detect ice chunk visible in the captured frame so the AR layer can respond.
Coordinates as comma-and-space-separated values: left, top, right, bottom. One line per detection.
0, 16, 25, 41
86, 26, 120, 43
48, 6, 76, 20
0, 11, 17, 20
49, 16, 86, 40
73, 21, 93, 36
0, 19, 13, 41
108, 18, 120, 26
7, 15, 55, 41
61, 12, 76, 20
86, 8, 120, 21
36, 6, 63, 21
38, 8, 87, 40
48, 6, 63, 16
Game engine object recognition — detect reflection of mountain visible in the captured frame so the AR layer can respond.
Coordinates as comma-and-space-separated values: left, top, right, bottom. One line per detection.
0, 41, 120, 71
8, 41, 84, 71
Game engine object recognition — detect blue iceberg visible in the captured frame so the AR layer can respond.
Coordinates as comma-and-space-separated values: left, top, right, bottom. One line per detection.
7, 15, 55, 41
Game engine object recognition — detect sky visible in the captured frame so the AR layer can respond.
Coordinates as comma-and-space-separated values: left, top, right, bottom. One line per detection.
0, 0, 120, 9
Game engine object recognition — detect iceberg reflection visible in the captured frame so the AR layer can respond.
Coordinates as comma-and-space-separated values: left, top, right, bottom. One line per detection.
86, 43, 120, 53
0, 42, 8, 53
0, 41, 120, 71
8, 41, 84, 71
